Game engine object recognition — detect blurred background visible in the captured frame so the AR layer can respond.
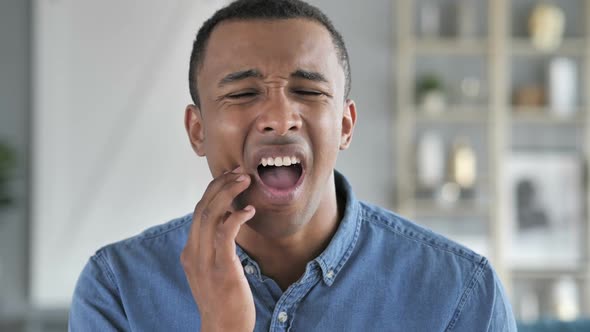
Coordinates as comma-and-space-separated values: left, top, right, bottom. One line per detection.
1, 0, 589, 331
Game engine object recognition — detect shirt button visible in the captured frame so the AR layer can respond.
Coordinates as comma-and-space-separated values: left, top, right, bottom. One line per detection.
244, 264, 256, 275
277, 311, 288, 323
326, 269, 335, 279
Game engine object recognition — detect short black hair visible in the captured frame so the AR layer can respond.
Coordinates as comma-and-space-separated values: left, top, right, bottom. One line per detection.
188, 0, 351, 107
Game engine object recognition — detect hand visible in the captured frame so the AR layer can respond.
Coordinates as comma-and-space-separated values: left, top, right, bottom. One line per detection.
180, 166, 256, 332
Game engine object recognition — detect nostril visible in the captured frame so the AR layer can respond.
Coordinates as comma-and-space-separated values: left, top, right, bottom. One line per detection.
264, 127, 273, 132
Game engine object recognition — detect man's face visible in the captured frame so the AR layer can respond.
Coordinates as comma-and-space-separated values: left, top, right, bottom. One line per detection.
185, 18, 356, 235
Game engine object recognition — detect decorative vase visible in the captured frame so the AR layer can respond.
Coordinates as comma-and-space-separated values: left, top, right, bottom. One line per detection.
548, 57, 577, 118
421, 90, 446, 114
417, 132, 445, 190
449, 137, 477, 190
419, 2, 441, 38
529, 3, 565, 51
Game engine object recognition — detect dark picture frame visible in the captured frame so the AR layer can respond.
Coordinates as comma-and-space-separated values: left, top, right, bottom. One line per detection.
505, 152, 583, 269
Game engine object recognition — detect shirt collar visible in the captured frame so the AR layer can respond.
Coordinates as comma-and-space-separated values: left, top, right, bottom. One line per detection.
236, 170, 362, 286
314, 170, 361, 286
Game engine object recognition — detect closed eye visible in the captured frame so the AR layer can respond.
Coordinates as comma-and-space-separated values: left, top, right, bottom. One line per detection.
294, 90, 324, 96
227, 91, 259, 99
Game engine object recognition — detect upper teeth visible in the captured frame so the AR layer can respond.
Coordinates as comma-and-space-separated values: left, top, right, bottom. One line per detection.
260, 156, 301, 167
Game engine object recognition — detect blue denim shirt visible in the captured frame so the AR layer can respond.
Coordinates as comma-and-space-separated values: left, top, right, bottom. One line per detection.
69, 172, 517, 331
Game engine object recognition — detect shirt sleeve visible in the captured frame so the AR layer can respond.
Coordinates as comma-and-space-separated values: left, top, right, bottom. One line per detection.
68, 250, 130, 331
446, 259, 518, 332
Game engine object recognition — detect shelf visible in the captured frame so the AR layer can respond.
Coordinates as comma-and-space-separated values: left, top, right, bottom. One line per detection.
0, 307, 68, 331
511, 38, 587, 56
412, 199, 490, 218
411, 105, 489, 123
511, 267, 588, 280
414, 38, 488, 55
511, 107, 585, 125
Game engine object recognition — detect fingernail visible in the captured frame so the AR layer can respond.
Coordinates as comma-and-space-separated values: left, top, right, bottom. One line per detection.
236, 174, 247, 182
244, 205, 254, 212
231, 166, 242, 173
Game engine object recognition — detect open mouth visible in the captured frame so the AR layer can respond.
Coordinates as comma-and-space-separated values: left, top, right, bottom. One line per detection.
257, 156, 304, 191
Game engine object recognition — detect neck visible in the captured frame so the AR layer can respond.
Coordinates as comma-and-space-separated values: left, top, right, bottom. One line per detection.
237, 173, 343, 291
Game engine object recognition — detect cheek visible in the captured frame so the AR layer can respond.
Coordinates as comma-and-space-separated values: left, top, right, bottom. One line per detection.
205, 116, 249, 174
308, 112, 342, 160
213, 116, 245, 137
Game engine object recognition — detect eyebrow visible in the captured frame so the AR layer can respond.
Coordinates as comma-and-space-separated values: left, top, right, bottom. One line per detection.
218, 69, 263, 87
218, 68, 328, 87
290, 69, 328, 83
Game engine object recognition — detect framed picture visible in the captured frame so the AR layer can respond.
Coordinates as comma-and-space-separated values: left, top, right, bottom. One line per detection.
505, 152, 583, 269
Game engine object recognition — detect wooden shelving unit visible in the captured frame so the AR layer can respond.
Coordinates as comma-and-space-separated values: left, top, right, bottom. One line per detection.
415, 38, 489, 55
394, 0, 590, 321
511, 37, 587, 56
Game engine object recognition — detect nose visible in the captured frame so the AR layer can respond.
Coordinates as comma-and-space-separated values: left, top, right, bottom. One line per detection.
255, 91, 302, 136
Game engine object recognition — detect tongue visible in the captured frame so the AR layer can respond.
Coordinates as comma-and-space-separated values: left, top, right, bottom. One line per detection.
259, 166, 300, 189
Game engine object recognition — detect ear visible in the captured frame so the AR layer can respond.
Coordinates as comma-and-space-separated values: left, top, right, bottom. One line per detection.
184, 104, 206, 156
339, 99, 357, 150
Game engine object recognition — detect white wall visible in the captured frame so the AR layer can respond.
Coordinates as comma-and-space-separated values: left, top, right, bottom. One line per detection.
31, 0, 226, 308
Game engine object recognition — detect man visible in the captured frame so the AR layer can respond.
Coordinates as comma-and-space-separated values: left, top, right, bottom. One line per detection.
69, 0, 517, 331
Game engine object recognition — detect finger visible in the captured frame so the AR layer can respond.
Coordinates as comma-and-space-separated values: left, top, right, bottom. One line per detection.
214, 205, 256, 266
199, 174, 251, 266
195, 166, 244, 219
186, 167, 244, 253
205, 173, 251, 223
